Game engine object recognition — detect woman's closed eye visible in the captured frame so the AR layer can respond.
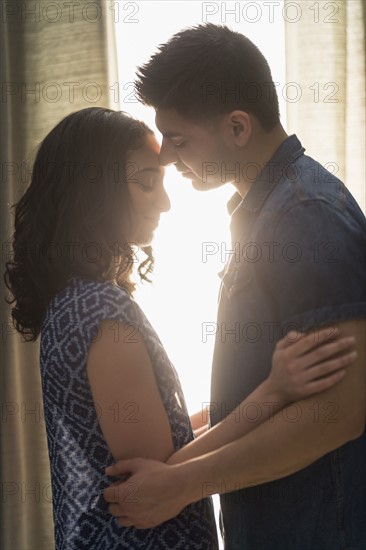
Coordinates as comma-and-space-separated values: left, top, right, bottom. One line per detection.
138, 175, 163, 192
138, 180, 155, 191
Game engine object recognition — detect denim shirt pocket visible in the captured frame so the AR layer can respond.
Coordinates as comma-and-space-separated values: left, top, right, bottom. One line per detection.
222, 267, 252, 300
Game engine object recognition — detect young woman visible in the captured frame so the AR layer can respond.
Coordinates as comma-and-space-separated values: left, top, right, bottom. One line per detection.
5, 107, 356, 549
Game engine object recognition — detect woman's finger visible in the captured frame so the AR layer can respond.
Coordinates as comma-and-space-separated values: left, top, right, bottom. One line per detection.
301, 368, 347, 396
277, 326, 340, 352
291, 327, 342, 356
303, 350, 357, 382
296, 336, 356, 371
275, 330, 303, 349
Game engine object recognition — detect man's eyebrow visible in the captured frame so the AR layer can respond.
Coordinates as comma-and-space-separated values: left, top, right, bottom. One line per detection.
162, 132, 185, 138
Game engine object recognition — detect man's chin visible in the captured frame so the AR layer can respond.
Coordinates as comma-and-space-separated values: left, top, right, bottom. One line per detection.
180, 170, 225, 191
191, 177, 226, 192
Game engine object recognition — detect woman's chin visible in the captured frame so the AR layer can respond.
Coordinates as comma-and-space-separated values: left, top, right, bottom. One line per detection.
135, 234, 154, 248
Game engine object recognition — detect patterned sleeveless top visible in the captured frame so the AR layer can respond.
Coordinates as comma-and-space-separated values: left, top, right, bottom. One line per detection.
40, 277, 218, 549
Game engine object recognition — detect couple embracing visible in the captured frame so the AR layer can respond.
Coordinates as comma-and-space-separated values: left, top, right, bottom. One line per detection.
5, 24, 365, 550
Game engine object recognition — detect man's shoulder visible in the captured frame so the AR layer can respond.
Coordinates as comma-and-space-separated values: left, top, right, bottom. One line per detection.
259, 153, 365, 231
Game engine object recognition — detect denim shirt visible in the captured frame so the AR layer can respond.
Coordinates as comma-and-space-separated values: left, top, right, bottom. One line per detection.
210, 135, 366, 549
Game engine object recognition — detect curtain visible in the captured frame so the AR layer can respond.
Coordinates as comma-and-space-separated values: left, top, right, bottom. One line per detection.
285, 0, 365, 212
0, 1, 118, 548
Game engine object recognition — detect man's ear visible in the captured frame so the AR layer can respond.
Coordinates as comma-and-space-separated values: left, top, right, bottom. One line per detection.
225, 110, 252, 147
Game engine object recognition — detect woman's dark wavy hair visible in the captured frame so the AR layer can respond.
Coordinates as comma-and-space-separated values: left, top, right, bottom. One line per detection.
4, 107, 155, 341
135, 23, 280, 131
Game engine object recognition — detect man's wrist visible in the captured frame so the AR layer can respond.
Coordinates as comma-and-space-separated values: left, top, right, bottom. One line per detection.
173, 457, 216, 505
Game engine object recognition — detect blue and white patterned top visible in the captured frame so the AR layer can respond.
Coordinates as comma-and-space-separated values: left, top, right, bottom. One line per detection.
40, 277, 218, 549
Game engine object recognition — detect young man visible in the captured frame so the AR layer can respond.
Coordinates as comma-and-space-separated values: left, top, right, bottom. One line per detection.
104, 24, 366, 549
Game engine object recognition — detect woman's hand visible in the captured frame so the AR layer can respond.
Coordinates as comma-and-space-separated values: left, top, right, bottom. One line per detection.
269, 327, 357, 404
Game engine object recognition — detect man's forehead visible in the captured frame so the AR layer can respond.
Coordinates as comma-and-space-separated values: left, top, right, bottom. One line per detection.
155, 108, 186, 134
155, 108, 210, 134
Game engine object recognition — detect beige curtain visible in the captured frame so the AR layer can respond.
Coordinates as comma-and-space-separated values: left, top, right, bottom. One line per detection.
285, 0, 365, 212
0, 1, 119, 548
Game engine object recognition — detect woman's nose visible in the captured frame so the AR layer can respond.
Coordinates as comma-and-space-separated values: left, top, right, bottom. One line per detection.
154, 184, 171, 213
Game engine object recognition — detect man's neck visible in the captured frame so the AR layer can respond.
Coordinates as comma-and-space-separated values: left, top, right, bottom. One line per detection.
233, 124, 288, 198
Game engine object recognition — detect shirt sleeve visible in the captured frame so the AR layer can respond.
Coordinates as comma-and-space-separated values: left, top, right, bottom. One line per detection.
266, 199, 366, 332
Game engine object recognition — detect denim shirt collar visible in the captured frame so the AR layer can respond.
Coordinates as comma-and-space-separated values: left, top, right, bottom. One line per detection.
227, 134, 305, 217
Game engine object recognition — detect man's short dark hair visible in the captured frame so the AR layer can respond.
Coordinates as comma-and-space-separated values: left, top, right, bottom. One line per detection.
135, 23, 280, 131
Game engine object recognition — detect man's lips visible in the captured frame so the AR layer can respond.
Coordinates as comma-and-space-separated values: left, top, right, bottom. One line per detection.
175, 164, 191, 175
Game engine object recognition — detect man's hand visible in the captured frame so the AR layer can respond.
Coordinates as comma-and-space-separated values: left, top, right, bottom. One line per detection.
104, 458, 190, 529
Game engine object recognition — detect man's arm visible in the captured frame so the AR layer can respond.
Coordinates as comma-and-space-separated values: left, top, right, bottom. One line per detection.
167, 326, 356, 464
186, 318, 364, 494
104, 319, 364, 528
190, 406, 209, 437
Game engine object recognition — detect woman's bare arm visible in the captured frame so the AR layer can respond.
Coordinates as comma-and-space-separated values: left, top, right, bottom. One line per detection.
87, 320, 174, 462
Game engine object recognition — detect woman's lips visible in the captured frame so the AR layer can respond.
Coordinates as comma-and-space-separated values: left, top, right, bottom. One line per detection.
145, 216, 160, 225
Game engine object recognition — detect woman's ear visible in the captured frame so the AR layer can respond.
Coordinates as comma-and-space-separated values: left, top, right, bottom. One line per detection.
227, 110, 252, 147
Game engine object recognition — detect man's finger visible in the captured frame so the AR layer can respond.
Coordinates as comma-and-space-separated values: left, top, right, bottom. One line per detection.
117, 516, 135, 528
105, 459, 137, 477
104, 483, 124, 503
108, 503, 126, 517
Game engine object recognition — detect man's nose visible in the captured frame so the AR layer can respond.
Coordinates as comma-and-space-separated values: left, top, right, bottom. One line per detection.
158, 139, 177, 167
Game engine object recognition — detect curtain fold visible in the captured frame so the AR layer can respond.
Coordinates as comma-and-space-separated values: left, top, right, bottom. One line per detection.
0, 1, 118, 548
285, 0, 365, 212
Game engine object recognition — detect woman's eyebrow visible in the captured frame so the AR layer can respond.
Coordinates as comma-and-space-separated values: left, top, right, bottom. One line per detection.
135, 167, 162, 175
